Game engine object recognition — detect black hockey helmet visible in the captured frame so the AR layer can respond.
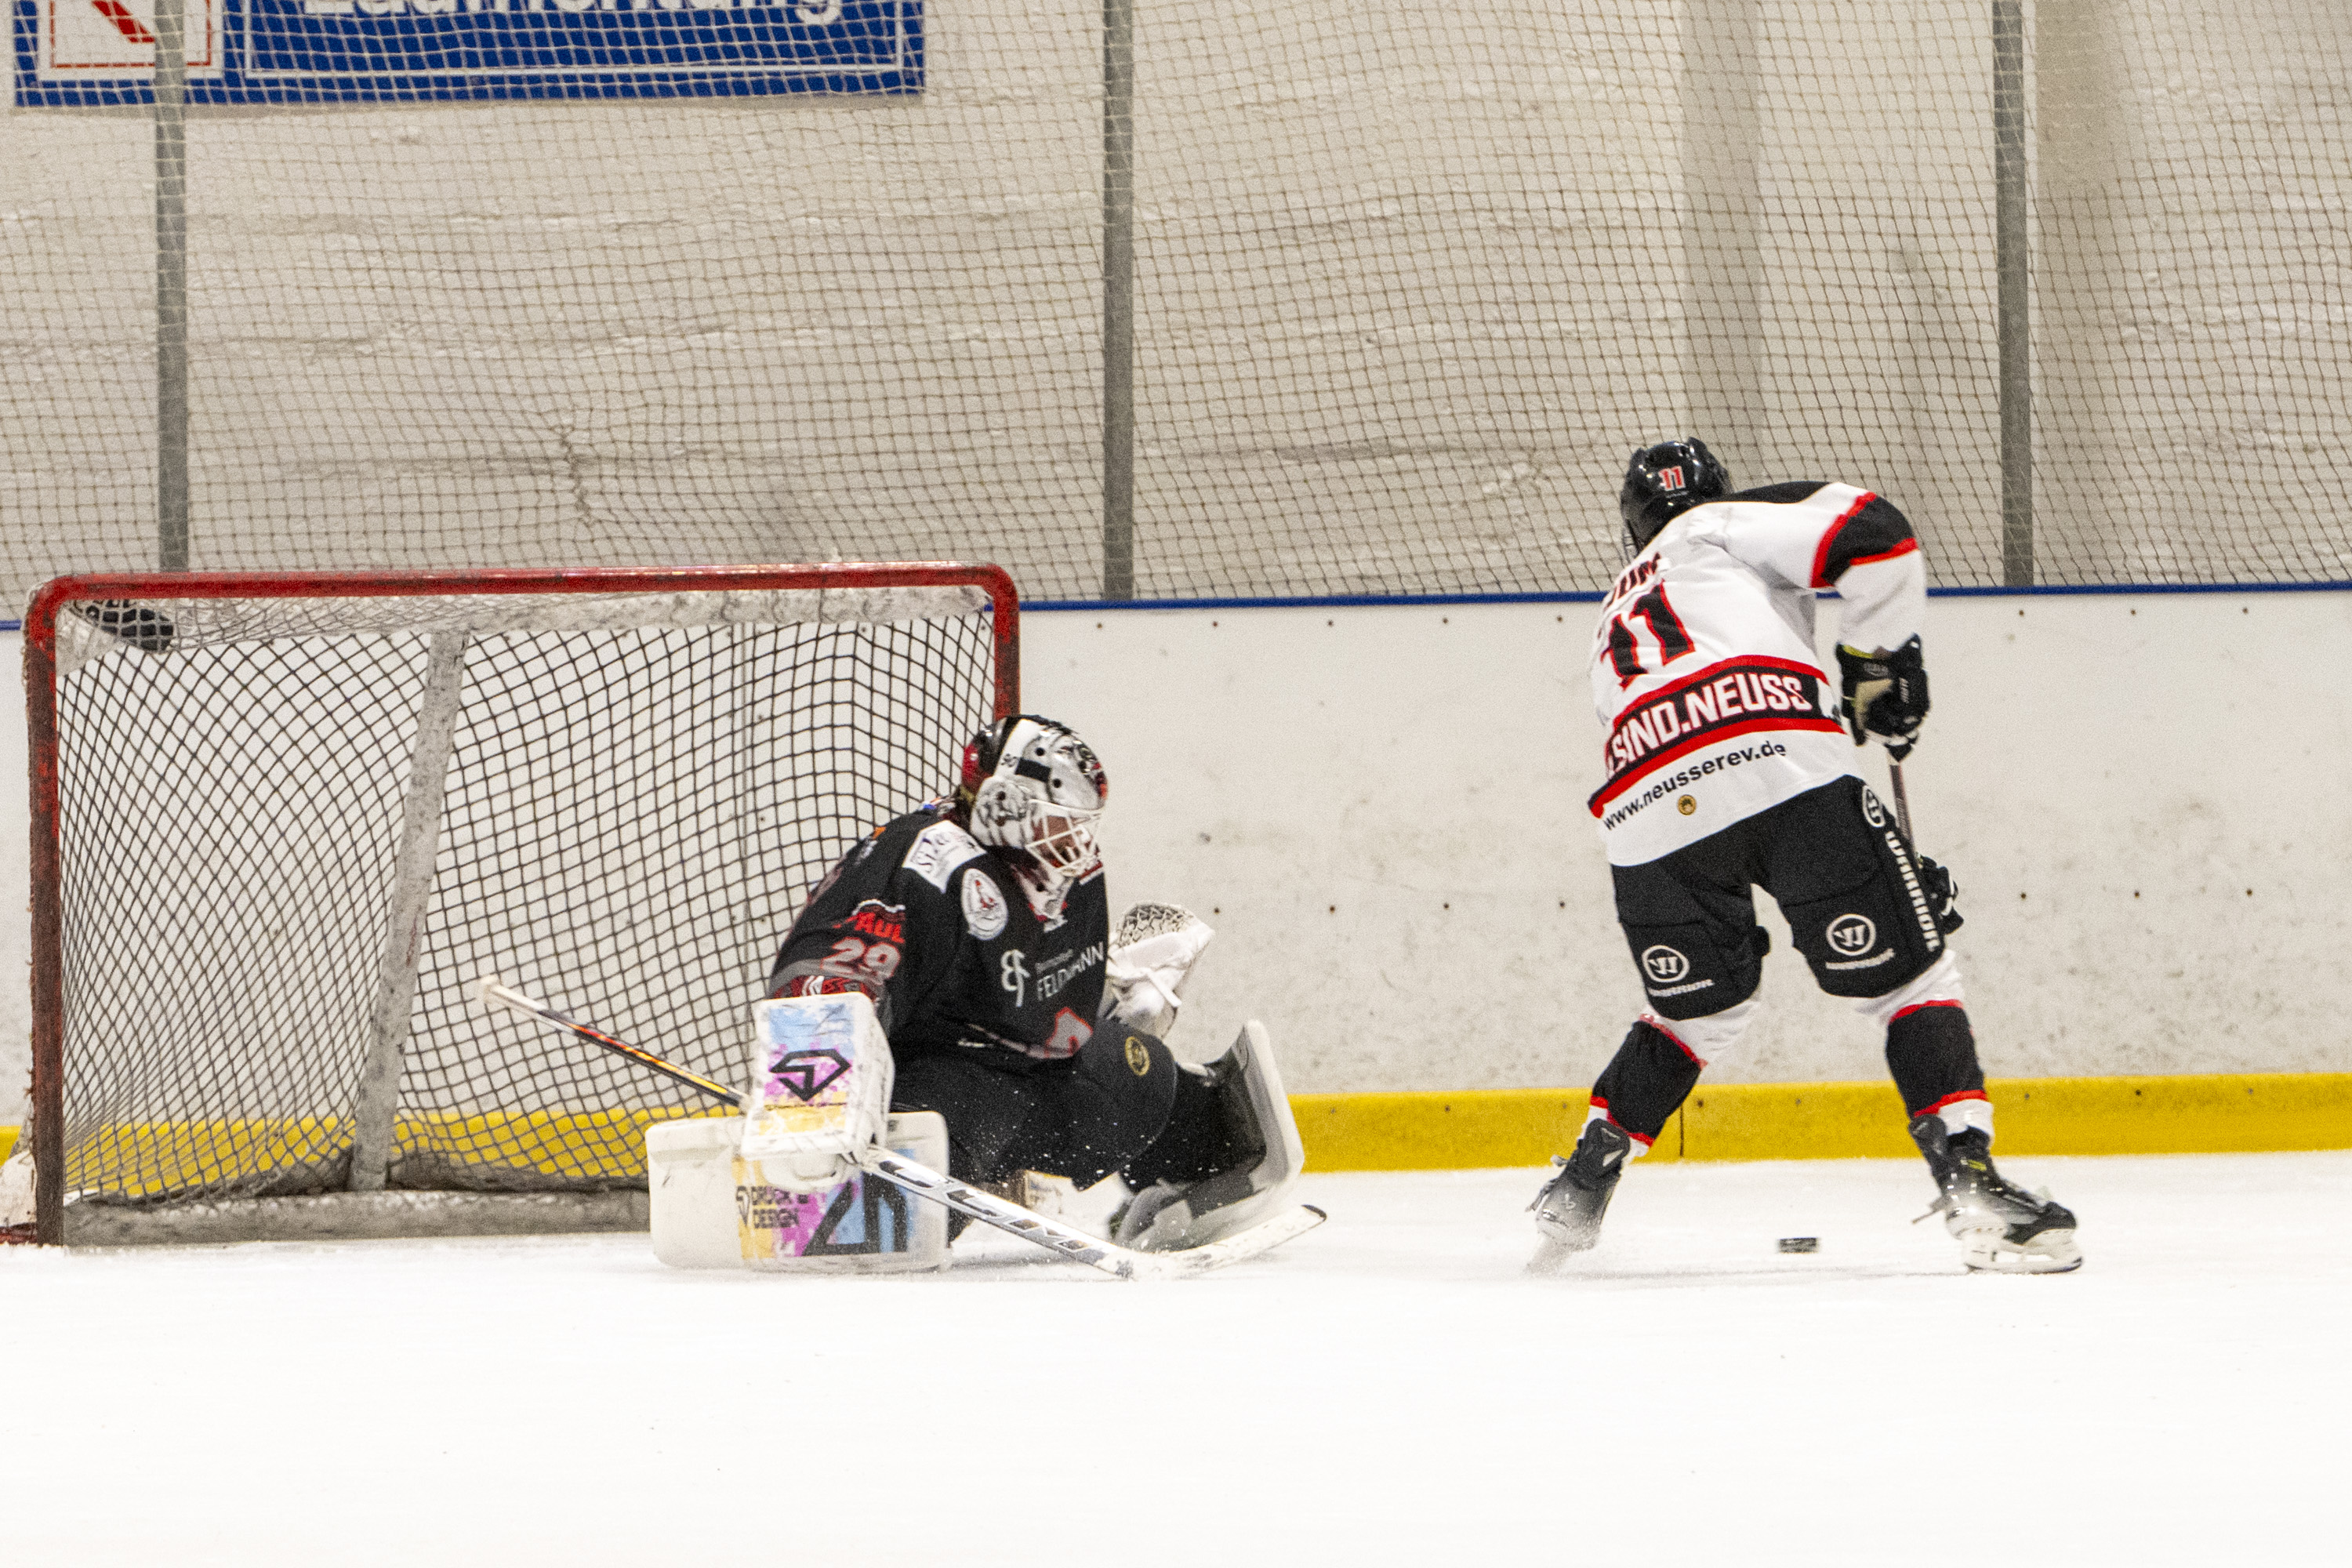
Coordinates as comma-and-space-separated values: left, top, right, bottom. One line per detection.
1619, 437, 1730, 551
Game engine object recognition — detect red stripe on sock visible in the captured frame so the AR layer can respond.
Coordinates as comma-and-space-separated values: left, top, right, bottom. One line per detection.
1891, 1000, 1965, 1024
1913, 1088, 1990, 1119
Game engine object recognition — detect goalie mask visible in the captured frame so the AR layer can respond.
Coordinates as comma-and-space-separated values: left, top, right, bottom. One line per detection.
958, 716, 1108, 893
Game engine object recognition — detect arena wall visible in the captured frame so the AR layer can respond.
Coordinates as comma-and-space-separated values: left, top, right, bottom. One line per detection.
8, 2, 2350, 611
1027, 589, 2352, 1094
3, 586, 2347, 1134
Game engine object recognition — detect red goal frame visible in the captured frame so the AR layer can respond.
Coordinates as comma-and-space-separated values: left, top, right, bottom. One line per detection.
10, 561, 1020, 1245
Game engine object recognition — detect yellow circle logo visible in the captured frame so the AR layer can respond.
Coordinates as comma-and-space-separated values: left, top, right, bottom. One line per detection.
1124, 1036, 1152, 1076
1677, 795, 1697, 815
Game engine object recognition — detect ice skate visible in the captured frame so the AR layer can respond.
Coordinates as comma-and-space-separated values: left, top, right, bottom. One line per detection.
1908, 1115, 2082, 1274
1526, 1119, 1632, 1272
1115, 1022, 1305, 1253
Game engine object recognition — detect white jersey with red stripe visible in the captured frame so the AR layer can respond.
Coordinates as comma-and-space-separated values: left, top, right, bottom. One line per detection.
1586, 481, 1926, 866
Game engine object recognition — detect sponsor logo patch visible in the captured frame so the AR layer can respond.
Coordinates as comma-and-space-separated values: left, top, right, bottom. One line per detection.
1641, 945, 1691, 984
1677, 795, 1696, 815
1036, 941, 1106, 1003
1860, 789, 1886, 829
1590, 655, 1844, 811
999, 949, 1030, 1006
904, 819, 983, 891
1826, 913, 1878, 956
1124, 1035, 1152, 1076
961, 869, 1009, 939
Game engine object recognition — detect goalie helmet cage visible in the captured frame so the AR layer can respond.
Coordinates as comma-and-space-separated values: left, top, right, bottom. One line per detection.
6, 562, 1019, 1247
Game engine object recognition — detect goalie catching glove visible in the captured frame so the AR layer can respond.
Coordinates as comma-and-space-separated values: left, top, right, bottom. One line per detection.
1837, 636, 1929, 758
1102, 902, 1215, 1039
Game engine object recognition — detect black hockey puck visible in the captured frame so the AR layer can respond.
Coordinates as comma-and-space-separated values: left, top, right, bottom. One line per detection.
1776, 1236, 1820, 1254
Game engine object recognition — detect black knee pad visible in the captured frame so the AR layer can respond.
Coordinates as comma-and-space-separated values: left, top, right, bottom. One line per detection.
1051, 1024, 1180, 1187
1781, 793, 1949, 997
1617, 920, 1767, 1020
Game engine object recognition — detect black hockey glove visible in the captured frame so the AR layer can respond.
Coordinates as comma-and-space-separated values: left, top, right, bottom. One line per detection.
1837, 637, 1929, 757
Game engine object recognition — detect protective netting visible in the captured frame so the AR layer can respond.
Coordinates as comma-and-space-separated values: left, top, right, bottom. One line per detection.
43, 583, 998, 1207
5, 2, 2351, 612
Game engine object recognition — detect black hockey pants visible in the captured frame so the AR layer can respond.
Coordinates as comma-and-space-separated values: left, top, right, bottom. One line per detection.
891, 1020, 1208, 1189
1594, 776, 1983, 1142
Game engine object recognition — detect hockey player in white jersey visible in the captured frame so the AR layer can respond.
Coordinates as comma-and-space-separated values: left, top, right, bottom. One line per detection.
1531, 438, 2080, 1274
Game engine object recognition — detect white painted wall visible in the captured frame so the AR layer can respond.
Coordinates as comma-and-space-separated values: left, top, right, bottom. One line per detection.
1023, 590, 2352, 1093
5, 590, 2348, 1125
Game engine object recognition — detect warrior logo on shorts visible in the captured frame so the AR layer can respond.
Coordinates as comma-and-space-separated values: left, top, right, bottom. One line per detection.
1640, 945, 1691, 984
1860, 790, 1886, 829
1826, 914, 1877, 956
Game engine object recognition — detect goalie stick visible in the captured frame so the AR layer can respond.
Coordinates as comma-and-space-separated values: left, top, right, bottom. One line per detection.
474, 975, 1323, 1280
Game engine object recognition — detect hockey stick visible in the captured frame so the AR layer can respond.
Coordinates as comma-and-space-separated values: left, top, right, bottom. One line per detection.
1886, 750, 1916, 843
474, 975, 1323, 1281
477, 976, 743, 1106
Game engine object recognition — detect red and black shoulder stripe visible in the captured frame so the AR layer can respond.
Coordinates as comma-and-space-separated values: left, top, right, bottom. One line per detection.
1807, 492, 1917, 588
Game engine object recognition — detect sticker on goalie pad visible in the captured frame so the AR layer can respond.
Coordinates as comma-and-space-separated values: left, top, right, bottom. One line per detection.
648, 1111, 949, 1273
740, 993, 895, 1191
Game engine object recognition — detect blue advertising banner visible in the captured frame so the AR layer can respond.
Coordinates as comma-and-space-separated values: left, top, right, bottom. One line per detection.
14, 0, 920, 106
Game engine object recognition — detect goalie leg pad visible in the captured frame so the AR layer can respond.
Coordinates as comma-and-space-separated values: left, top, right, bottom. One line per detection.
1114, 1021, 1305, 1254
648, 1111, 950, 1272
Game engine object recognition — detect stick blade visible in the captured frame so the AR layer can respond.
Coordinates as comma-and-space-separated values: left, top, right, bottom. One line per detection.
475, 972, 550, 1017
1127, 1204, 1327, 1280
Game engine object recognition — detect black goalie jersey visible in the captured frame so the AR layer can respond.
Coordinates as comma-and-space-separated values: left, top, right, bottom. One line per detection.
1587, 481, 1926, 866
765, 805, 1111, 1066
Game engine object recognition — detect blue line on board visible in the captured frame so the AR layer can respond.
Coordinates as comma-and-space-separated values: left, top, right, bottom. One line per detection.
1028, 580, 2352, 613
1026, 590, 1602, 611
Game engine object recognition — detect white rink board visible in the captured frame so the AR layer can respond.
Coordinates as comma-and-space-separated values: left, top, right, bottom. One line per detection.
1025, 588, 2352, 1094
5, 589, 2351, 1123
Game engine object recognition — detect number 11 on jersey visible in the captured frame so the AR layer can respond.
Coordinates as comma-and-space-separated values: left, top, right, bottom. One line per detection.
1605, 585, 1693, 685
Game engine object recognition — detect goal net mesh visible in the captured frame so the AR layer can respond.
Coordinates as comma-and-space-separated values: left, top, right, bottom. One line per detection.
40, 580, 999, 1211
5, 1, 2350, 609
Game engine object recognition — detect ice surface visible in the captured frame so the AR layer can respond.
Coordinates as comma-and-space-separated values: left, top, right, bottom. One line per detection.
5, 1153, 2344, 1565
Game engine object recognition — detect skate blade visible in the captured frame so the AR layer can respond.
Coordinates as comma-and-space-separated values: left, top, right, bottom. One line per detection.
1526, 1231, 1594, 1276
1962, 1229, 2084, 1275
